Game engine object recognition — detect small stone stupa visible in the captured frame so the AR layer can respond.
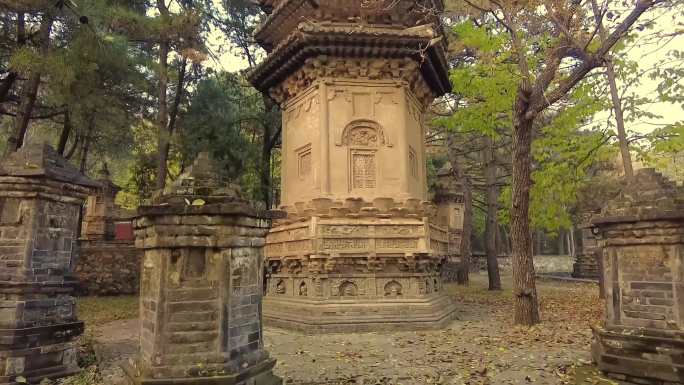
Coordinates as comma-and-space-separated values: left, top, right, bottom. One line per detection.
592, 169, 684, 385
0, 144, 97, 384
126, 153, 282, 385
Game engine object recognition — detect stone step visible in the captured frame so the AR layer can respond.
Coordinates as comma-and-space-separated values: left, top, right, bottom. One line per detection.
169, 311, 218, 323
167, 321, 218, 332
166, 288, 218, 302
164, 341, 216, 355
167, 330, 219, 344
167, 300, 216, 313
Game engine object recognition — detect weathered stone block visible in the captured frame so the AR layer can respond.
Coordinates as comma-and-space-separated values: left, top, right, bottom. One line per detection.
0, 144, 96, 385
592, 169, 684, 385
126, 153, 281, 385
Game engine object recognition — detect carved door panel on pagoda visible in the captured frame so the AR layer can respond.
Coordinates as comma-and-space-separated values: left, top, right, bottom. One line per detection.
351, 150, 376, 190
342, 119, 385, 193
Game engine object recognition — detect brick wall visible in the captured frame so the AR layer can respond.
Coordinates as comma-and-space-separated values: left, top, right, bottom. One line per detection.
75, 240, 141, 296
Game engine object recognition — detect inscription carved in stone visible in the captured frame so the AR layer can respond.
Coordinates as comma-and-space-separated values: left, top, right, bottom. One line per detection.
352, 152, 376, 189
377, 239, 418, 249
322, 239, 369, 250
375, 226, 421, 236
320, 225, 366, 236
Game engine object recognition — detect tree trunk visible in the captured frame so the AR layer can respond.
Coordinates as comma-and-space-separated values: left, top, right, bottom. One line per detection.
167, 58, 187, 137
260, 122, 273, 207
484, 135, 501, 290
511, 112, 540, 326
569, 226, 576, 258
57, 108, 71, 155
65, 135, 80, 160
6, 11, 53, 154
157, 57, 187, 180
591, 0, 633, 178
446, 133, 471, 285
155, 40, 170, 190
0, 72, 17, 105
605, 61, 633, 178
557, 230, 566, 255
259, 95, 280, 208
0, 13, 25, 104
79, 118, 94, 173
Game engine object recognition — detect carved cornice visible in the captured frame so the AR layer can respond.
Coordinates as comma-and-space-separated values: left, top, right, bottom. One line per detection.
254, 0, 445, 49
248, 22, 451, 102
267, 56, 437, 107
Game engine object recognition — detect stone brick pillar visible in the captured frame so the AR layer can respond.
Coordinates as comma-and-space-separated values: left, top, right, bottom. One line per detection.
125, 153, 281, 385
572, 211, 602, 280
0, 144, 96, 384
591, 169, 684, 385
434, 164, 464, 282
81, 163, 119, 240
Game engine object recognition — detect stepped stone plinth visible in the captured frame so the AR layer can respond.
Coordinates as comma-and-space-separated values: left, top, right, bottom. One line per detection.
591, 169, 684, 385
125, 153, 282, 385
249, 0, 457, 332
434, 163, 464, 283
0, 144, 97, 385
572, 212, 601, 280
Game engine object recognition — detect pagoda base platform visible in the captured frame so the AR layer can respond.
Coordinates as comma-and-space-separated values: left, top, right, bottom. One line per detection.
592, 326, 684, 385
123, 358, 282, 385
263, 292, 457, 333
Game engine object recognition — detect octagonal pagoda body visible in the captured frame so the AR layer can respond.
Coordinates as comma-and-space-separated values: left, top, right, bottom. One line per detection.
249, 0, 456, 332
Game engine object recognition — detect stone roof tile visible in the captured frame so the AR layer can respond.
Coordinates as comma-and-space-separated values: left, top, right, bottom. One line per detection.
0, 143, 97, 188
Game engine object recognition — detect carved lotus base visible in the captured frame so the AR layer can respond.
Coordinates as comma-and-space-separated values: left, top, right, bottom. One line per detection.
592, 326, 684, 384
264, 211, 454, 332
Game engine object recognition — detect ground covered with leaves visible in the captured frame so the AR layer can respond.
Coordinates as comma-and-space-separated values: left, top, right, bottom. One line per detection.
53, 273, 615, 385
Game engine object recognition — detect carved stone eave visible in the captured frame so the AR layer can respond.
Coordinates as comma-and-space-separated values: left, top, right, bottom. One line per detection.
254, 0, 446, 49
247, 23, 451, 101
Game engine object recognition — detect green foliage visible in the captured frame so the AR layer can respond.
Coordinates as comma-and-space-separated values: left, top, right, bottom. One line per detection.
440, 21, 516, 138
640, 122, 684, 182
177, 71, 266, 201
440, 20, 615, 235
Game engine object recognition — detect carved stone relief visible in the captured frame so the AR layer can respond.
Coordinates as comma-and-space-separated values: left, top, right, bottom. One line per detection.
351, 151, 377, 190
339, 281, 358, 297
298, 281, 308, 297
270, 57, 434, 106
376, 239, 418, 249
275, 279, 286, 295
322, 239, 369, 250
320, 225, 367, 237
384, 280, 403, 297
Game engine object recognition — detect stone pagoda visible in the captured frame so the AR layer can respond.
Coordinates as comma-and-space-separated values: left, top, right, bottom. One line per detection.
591, 169, 684, 385
433, 163, 465, 282
125, 153, 282, 385
0, 144, 96, 384
249, 0, 456, 332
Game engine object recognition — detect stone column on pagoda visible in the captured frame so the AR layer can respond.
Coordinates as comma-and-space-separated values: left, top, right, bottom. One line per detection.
249, 0, 457, 332
124, 153, 282, 385
0, 144, 97, 384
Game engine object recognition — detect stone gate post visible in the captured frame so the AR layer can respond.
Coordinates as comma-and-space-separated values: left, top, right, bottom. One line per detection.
0, 144, 96, 384
125, 153, 282, 385
591, 169, 684, 385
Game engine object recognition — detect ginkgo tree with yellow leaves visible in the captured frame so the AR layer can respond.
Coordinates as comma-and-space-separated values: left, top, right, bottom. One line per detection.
453, 0, 681, 326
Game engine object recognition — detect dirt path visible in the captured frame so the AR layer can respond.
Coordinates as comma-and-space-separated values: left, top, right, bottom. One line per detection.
86, 274, 607, 385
